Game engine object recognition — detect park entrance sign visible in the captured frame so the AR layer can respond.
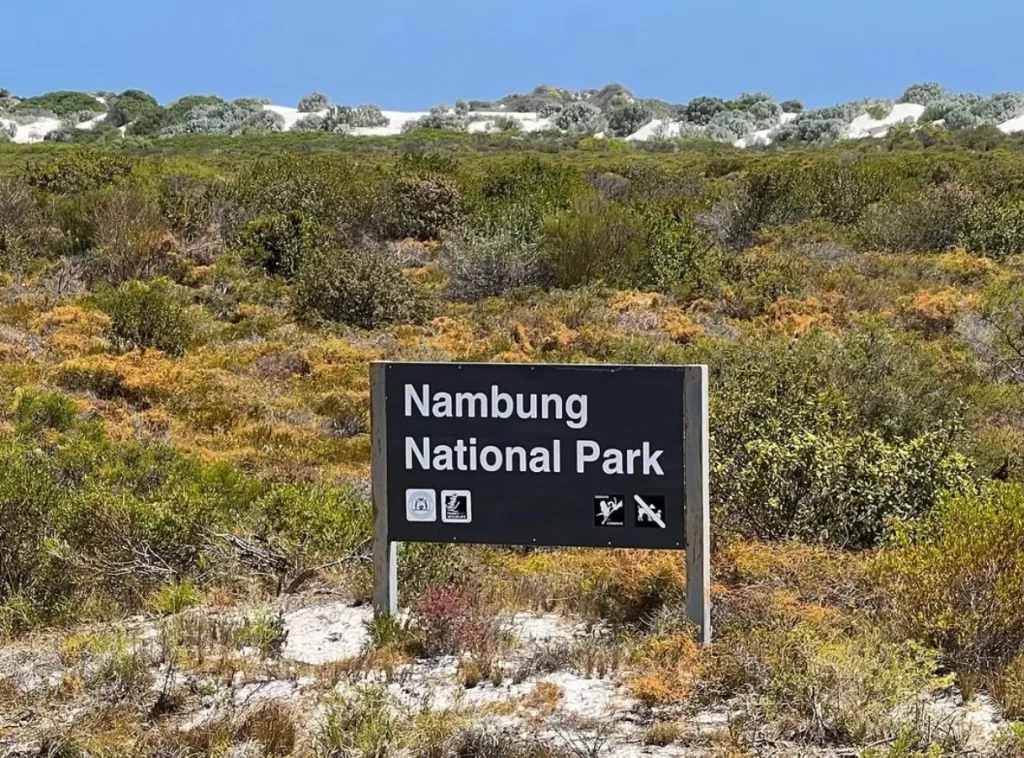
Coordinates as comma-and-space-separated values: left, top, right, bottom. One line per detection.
370, 362, 710, 642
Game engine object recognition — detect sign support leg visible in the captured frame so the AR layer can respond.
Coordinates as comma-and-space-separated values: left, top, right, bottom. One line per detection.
371, 363, 397, 617
684, 365, 711, 644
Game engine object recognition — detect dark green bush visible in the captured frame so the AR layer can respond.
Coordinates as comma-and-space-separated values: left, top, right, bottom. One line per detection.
15, 91, 105, 118
99, 279, 195, 356
158, 174, 216, 242
106, 89, 160, 128
607, 102, 652, 138
228, 155, 368, 234
294, 248, 426, 329
707, 165, 810, 249
384, 174, 465, 240
235, 211, 331, 277
856, 182, 975, 252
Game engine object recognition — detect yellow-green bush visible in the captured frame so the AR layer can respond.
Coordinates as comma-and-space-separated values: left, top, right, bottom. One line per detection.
98, 279, 196, 356
873, 484, 1024, 674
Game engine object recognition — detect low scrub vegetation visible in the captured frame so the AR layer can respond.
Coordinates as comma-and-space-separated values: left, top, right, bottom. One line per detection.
3, 123, 1024, 754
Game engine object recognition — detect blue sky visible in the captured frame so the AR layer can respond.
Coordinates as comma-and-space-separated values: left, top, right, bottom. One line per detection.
6, 0, 1023, 109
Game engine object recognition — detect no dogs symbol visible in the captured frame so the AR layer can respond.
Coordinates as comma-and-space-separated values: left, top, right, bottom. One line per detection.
634, 495, 666, 529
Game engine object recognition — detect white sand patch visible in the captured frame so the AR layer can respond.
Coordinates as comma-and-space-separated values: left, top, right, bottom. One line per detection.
844, 102, 924, 139
541, 670, 629, 716
466, 111, 553, 134
75, 113, 108, 131
260, 104, 550, 137
999, 114, 1024, 134
10, 117, 62, 144
625, 118, 677, 141
350, 110, 428, 137
0, 648, 64, 693
507, 612, 589, 643
281, 602, 371, 665
734, 128, 773, 148
233, 678, 298, 707
921, 691, 1005, 750
263, 104, 327, 131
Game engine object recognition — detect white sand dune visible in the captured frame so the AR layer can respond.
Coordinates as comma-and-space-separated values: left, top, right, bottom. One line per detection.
3, 98, 1019, 145
264, 104, 327, 130
7, 117, 62, 144
75, 113, 108, 131
624, 118, 679, 141
998, 114, 1024, 134
844, 103, 925, 139
350, 110, 427, 136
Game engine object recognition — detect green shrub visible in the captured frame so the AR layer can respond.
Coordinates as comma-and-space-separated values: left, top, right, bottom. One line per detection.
856, 182, 975, 252
150, 578, 202, 615
873, 484, 1024, 674
294, 248, 426, 329
705, 165, 810, 249
542, 196, 644, 287
630, 200, 722, 293
810, 160, 892, 225
26, 150, 135, 195
235, 211, 331, 277
0, 177, 40, 271
384, 174, 465, 240
607, 102, 652, 138
470, 157, 583, 243
298, 92, 331, 112
718, 424, 972, 547
706, 326, 975, 546
440, 228, 544, 301
15, 91, 105, 118
228, 155, 368, 234
105, 89, 160, 128
960, 199, 1024, 258
89, 184, 177, 284
0, 440, 65, 610
99, 279, 195, 356
706, 622, 943, 746
13, 389, 78, 436
318, 686, 399, 757
158, 174, 216, 242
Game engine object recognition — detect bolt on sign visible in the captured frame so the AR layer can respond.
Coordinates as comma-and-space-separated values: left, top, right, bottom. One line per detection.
370, 362, 711, 643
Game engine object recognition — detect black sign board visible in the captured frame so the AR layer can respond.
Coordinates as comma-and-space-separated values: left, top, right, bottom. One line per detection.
377, 362, 686, 549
